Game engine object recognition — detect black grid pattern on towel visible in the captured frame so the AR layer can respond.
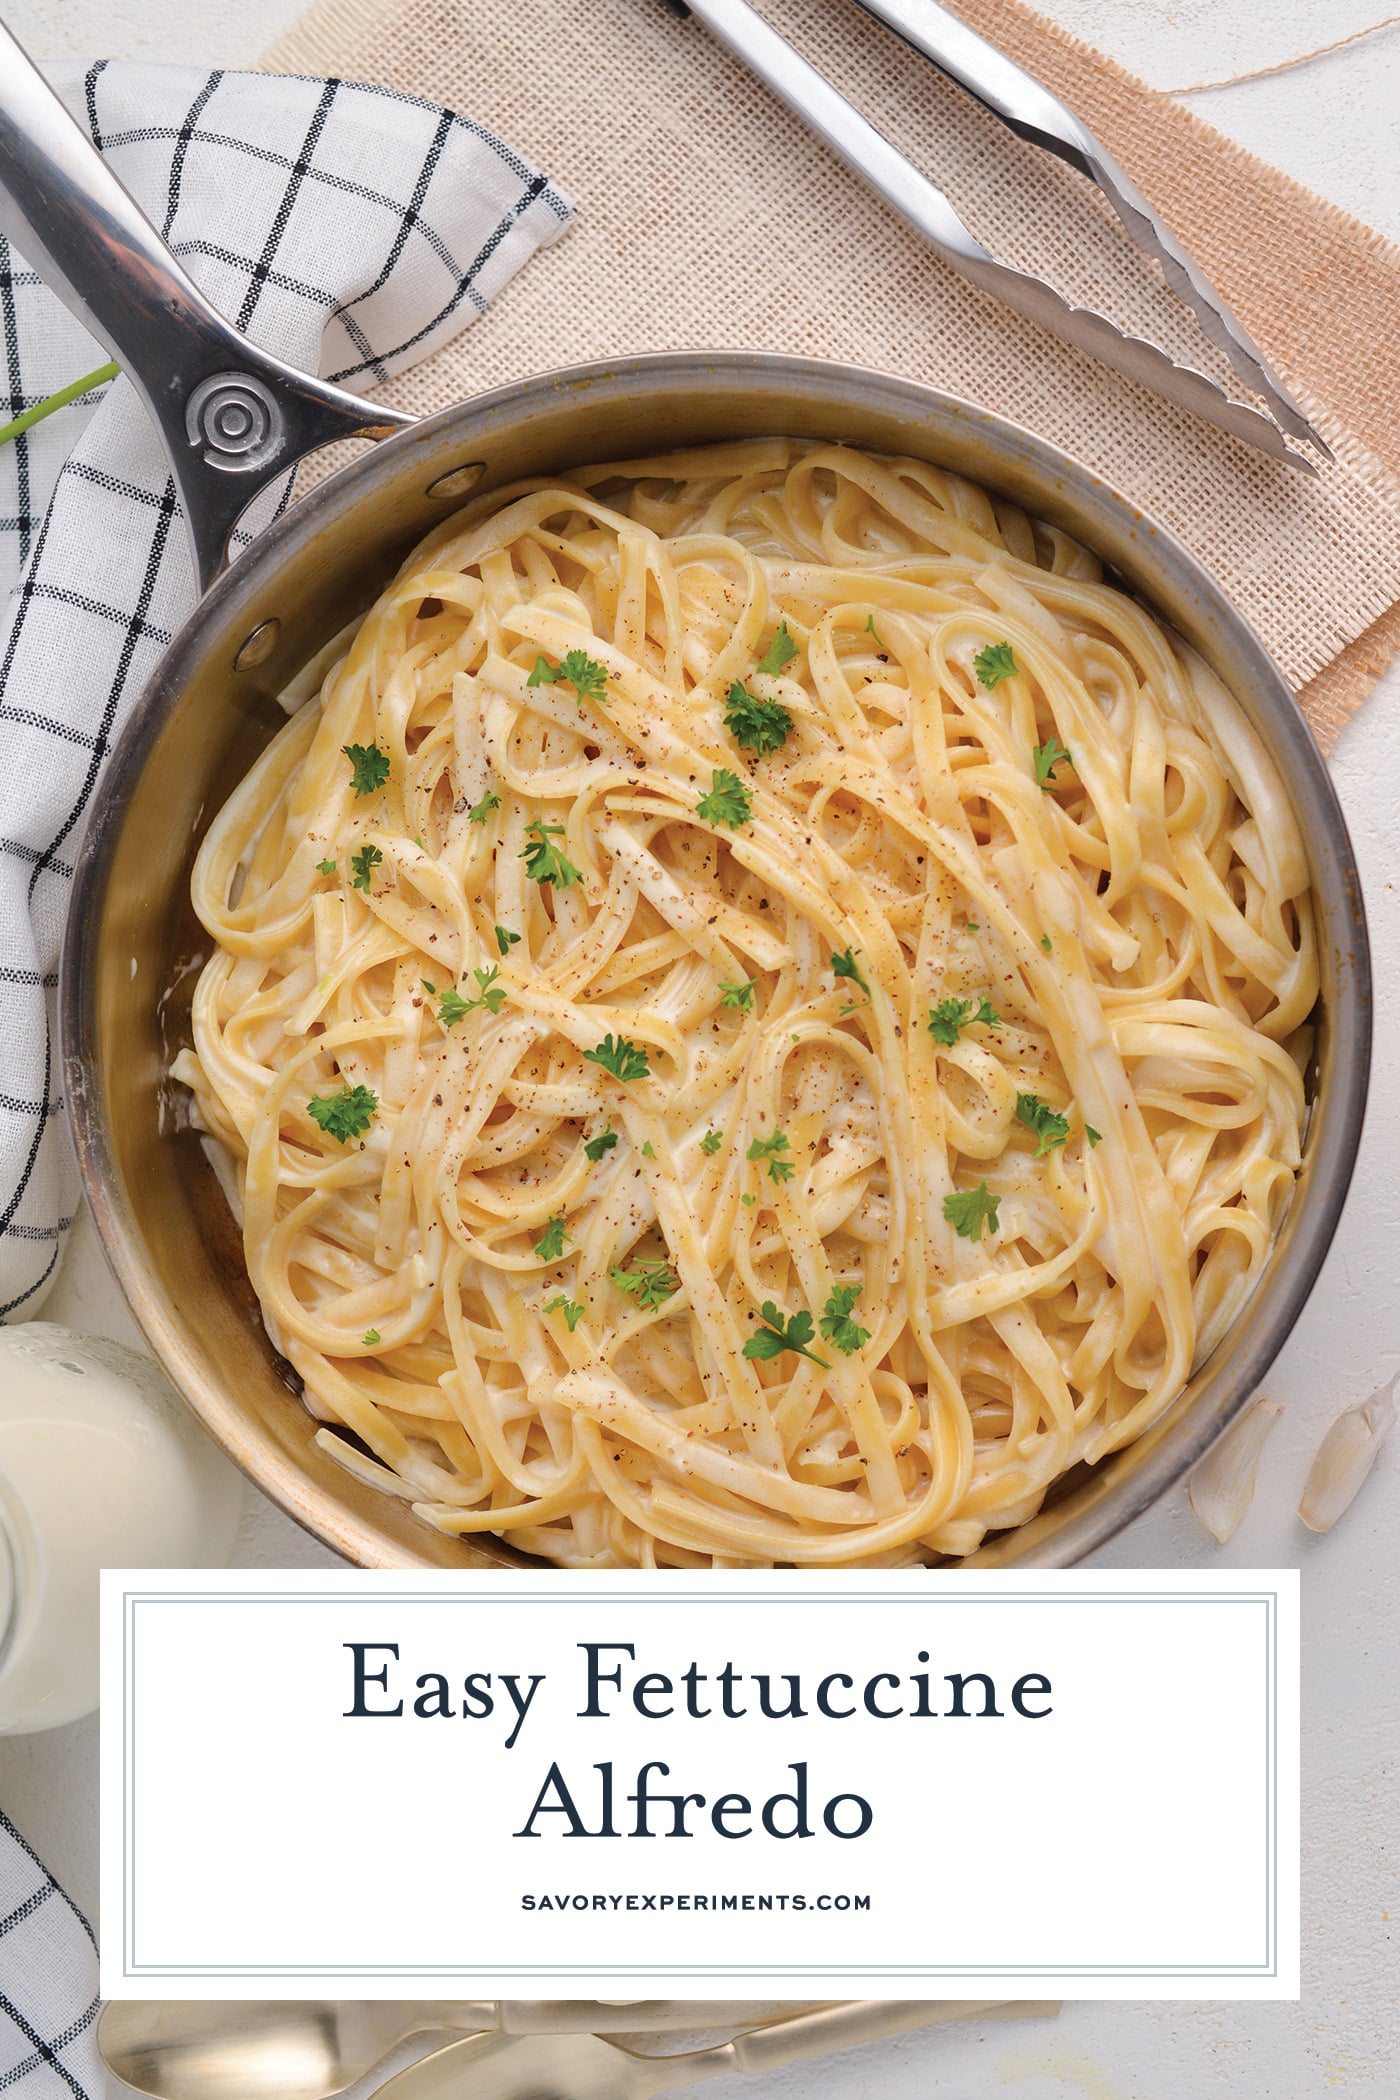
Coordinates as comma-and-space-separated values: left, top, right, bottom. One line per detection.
0, 59, 571, 1319
0, 1812, 99, 2100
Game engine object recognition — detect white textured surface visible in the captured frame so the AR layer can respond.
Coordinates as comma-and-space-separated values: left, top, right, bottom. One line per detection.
1, 0, 1398, 2092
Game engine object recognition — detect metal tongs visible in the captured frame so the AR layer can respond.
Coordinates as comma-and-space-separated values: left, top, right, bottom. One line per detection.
668, 0, 1329, 469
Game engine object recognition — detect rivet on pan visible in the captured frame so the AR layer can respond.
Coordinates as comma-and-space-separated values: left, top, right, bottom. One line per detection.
426, 461, 487, 501
233, 618, 281, 671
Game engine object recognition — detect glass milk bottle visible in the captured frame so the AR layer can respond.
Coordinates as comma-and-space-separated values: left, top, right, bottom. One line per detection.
0, 1323, 242, 1733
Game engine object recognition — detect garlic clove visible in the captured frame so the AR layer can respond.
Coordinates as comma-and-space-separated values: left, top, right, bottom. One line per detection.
1298, 1374, 1397, 1534
1187, 1392, 1284, 1544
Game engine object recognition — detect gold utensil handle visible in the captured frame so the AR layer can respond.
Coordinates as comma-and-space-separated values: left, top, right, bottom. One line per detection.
651, 1996, 1058, 2087
497, 2000, 828, 2033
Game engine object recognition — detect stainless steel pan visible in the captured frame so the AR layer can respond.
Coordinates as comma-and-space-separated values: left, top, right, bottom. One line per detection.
0, 26, 1370, 1568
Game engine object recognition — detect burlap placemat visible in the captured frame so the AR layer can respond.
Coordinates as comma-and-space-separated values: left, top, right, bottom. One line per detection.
263, 0, 1400, 750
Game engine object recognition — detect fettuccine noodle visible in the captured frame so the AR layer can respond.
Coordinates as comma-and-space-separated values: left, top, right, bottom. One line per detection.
176, 439, 1315, 1566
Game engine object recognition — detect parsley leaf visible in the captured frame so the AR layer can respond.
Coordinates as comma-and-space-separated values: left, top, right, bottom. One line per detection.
756, 621, 799, 676
363, 1328, 381, 1347
527, 648, 608, 701
521, 820, 582, 888
316, 857, 336, 876
465, 966, 507, 1016
350, 842, 382, 893
584, 1126, 618, 1162
928, 996, 973, 1047
583, 1033, 651, 1082
610, 1259, 681, 1310
467, 789, 500, 824
469, 967, 505, 1015
719, 977, 756, 1012
831, 948, 869, 999
422, 979, 471, 1027
723, 679, 792, 757
545, 1294, 585, 1332
699, 1128, 724, 1155
819, 1283, 870, 1356
1040, 933, 1053, 953
696, 767, 753, 830
740, 1191, 756, 1207
495, 924, 520, 955
943, 1182, 1001, 1240
1016, 1092, 1071, 1157
1086, 1124, 1102, 1147
1033, 736, 1074, 788
973, 641, 1017, 689
307, 1083, 378, 1145
533, 1213, 569, 1262
747, 1130, 795, 1183
641, 1141, 656, 1159
865, 613, 884, 648
742, 1300, 830, 1368
927, 995, 1001, 1046
343, 741, 390, 797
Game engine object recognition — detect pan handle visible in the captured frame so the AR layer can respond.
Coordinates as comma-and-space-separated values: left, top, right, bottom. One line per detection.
0, 23, 415, 593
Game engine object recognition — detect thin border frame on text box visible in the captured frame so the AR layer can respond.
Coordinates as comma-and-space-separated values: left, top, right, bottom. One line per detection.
117, 1585, 1282, 1983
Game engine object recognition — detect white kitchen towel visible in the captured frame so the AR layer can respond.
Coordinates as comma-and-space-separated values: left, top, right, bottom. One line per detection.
0, 59, 573, 1318
0, 1810, 99, 2100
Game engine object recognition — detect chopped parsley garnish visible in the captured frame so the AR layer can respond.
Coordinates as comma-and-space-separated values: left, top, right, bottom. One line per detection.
495, 924, 520, 955
1040, 933, 1053, 953
831, 948, 869, 1004
533, 1213, 569, 1262
865, 613, 883, 647
755, 621, 799, 676
467, 789, 500, 824
521, 820, 582, 888
583, 1033, 651, 1082
463, 966, 507, 1017
343, 741, 390, 797
584, 1126, 618, 1162
422, 979, 471, 1027
545, 1295, 585, 1332
819, 1283, 870, 1355
742, 1300, 830, 1369
527, 648, 609, 702
927, 995, 1000, 1046
1016, 1092, 1071, 1157
363, 1328, 381, 1347
641, 1141, 656, 1159
719, 977, 756, 1012
943, 1182, 1001, 1240
316, 857, 336, 876
747, 1130, 795, 1183
927, 996, 971, 1046
724, 680, 792, 757
740, 1191, 756, 1207
965, 918, 980, 932
1086, 1124, 1103, 1147
610, 1259, 681, 1310
699, 1128, 724, 1155
1033, 736, 1074, 788
696, 767, 753, 829
307, 1082, 378, 1145
973, 641, 1017, 688
422, 971, 506, 1025
350, 842, 382, 893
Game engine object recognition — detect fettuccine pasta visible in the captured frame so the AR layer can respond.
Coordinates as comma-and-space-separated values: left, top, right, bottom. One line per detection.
176, 438, 1316, 1566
